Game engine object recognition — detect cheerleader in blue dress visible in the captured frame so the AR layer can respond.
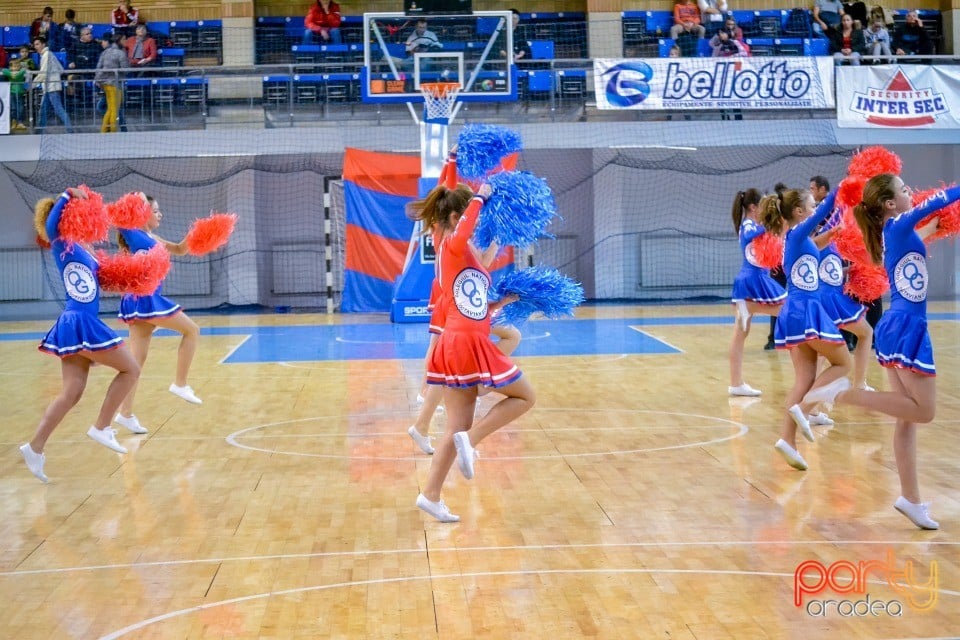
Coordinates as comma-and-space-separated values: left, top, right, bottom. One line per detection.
728, 188, 786, 397
816, 175, 960, 529
114, 194, 202, 435
763, 187, 851, 472
814, 210, 875, 392
20, 189, 141, 483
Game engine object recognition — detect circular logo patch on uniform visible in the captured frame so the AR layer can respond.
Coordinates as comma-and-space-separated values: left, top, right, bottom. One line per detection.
894, 252, 927, 303
63, 262, 97, 304
818, 253, 843, 287
790, 254, 819, 292
453, 268, 489, 320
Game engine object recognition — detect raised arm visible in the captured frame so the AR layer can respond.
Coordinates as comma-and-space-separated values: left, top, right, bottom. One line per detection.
438, 147, 458, 190
795, 188, 837, 237
45, 191, 72, 243
152, 233, 189, 256
741, 219, 765, 243
446, 196, 485, 257
896, 184, 960, 229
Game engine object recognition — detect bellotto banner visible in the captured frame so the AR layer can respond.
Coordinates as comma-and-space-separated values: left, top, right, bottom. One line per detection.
594, 57, 835, 110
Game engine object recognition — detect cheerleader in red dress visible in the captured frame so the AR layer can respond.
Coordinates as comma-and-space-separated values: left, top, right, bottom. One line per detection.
114, 194, 202, 435
20, 189, 141, 482
411, 181, 535, 523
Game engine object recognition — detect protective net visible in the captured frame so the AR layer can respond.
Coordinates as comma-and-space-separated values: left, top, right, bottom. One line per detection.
3, 139, 863, 313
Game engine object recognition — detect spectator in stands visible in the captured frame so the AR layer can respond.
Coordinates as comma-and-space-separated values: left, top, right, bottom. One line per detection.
0, 41, 6, 68
30, 7, 61, 50
670, 0, 706, 41
95, 32, 128, 133
812, 0, 844, 35
303, 0, 343, 45
32, 35, 73, 133
710, 17, 748, 56
826, 13, 864, 65
863, 16, 892, 61
406, 18, 442, 55
69, 25, 101, 70
2, 58, 28, 131
669, 44, 682, 57
698, 0, 728, 36
125, 24, 157, 69
893, 9, 933, 58
500, 8, 532, 62
112, 2, 140, 37
60, 9, 80, 56
18, 46, 38, 71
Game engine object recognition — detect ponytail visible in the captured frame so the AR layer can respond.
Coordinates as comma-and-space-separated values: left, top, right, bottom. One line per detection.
732, 187, 762, 233
759, 194, 783, 236
853, 173, 897, 265
408, 183, 474, 235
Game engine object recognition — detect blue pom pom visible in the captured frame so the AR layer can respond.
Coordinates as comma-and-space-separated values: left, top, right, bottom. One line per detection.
474, 171, 557, 249
456, 125, 522, 180
491, 266, 584, 326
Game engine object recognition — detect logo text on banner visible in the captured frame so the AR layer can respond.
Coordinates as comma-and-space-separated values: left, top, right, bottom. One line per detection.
594, 57, 835, 110
838, 65, 958, 128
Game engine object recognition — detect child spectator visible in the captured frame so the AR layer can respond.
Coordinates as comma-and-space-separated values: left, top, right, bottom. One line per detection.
670, 0, 706, 40
112, 2, 140, 37
2, 58, 28, 131
31, 7, 60, 50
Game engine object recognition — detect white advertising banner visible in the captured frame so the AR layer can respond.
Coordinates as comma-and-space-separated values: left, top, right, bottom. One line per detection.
837, 65, 960, 128
593, 57, 835, 110
0, 85, 9, 135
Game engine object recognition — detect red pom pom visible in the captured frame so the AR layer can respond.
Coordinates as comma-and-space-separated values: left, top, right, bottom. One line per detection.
910, 185, 960, 243
832, 206, 872, 266
848, 146, 902, 179
107, 192, 152, 230
844, 262, 888, 302
751, 231, 783, 269
96, 245, 172, 296
184, 213, 237, 256
836, 175, 867, 211
59, 185, 109, 244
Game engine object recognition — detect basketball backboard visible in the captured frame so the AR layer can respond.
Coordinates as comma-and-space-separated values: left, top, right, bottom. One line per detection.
361, 11, 517, 104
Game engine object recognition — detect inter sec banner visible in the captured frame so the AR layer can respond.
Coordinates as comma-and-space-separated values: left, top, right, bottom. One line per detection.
0, 85, 9, 135
837, 65, 960, 129
594, 57, 835, 110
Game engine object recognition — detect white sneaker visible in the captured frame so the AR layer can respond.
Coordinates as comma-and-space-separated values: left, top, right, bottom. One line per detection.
735, 300, 750, 331
169, 383, 202, 405
774, 439, 808, 471
894, 496, 939, 530
87, 426, 128, 454
408, 425, 435, 455
802, 377, 852, 408
19, 443, 49, 483
729, 383, 762, 397
857, 383, 876, 392
453, 431, 476, 480
807, 412, 834, 426
416, 493, 460, 523
115, 413, 148, 434
788, 404, 815, 442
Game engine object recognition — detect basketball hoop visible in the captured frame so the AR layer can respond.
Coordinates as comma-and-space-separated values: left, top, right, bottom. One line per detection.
420, 81, 460, 125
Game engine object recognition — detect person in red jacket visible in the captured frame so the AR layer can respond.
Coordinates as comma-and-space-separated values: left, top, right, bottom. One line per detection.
125, 24, 157, 68
303, 0, 343, 45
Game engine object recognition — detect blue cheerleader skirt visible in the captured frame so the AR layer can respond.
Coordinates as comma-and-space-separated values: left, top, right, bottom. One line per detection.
731, 271, 787, 305
118, 292, 182, 323
874, 310, 935, 376
819, 290, 867, 327
774, 298, 845, 349
38, 310, 124, 358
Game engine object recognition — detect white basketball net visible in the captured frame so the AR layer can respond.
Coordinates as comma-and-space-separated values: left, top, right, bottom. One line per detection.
420, 82, 460, 122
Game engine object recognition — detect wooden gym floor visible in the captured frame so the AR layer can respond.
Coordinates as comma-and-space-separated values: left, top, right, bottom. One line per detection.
0, 303, 957, 639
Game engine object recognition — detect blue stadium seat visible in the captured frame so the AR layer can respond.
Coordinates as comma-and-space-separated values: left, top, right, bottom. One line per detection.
644, 11, 673, 37
774, 38, 804, 56
524, 69, 553, 99
744, 38, 774, 56
90, 23, 115, 39
158, 48, 185, 66
529, 40, 555, 59
804, 38, 829, 56
697, 38, 713, 57
3, 26, 30, 48
657, 38, 675, 58
284, 17, 306, 39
